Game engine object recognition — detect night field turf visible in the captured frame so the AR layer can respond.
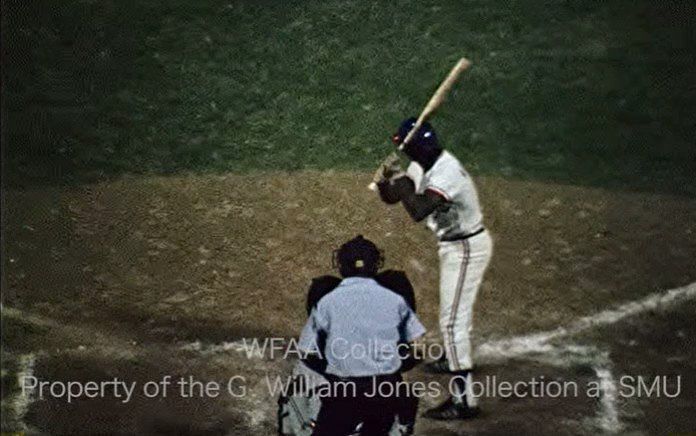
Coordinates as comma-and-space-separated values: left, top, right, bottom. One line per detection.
3, 0, 695, 196
3, 1, 696, 435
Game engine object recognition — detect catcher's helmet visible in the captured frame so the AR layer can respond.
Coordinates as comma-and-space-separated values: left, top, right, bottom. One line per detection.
392, 117, 439, 151
333, 235, 384, 277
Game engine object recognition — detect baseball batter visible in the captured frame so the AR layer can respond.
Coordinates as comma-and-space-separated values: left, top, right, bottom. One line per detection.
376, 117, 493, 420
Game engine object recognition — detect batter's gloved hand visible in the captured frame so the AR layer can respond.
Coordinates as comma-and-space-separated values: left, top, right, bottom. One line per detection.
376, 153, 402, 181
381, 161, 403, 180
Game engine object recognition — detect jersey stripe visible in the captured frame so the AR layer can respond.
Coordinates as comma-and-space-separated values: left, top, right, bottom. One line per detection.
425, 186, 451, 201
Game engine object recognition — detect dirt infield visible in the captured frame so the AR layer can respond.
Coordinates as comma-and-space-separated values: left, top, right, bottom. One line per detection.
3, 171, 696, 434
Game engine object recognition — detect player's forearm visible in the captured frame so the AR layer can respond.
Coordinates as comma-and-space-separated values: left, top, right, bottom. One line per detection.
377, 179, 402, 204
396, 179, 441, 222
401, 193, 437, 222
379, 176, 441, 221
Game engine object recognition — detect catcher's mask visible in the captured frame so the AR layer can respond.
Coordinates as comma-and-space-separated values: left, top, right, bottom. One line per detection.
332, 235, 384, 278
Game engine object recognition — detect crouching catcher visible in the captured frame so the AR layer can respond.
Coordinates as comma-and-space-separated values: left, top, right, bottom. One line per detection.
295, 236, 426, 435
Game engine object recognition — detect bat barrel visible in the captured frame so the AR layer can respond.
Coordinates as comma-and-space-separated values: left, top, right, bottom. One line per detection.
368, 57, 472, 190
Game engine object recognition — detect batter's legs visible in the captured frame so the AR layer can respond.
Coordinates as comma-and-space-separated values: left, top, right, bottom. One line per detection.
438, 232, 492, 373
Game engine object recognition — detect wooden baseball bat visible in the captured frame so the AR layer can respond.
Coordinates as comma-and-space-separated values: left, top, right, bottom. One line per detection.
368, 57, 471, 191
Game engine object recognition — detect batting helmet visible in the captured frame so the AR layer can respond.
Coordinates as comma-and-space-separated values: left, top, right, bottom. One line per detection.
392, 117, 439, 151
332, 235, 384, 278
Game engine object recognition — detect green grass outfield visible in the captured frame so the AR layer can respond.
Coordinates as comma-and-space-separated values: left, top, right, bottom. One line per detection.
3, 0, 695, 195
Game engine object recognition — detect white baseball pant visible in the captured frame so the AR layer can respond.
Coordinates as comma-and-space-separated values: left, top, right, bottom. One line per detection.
438, 230, 493, 372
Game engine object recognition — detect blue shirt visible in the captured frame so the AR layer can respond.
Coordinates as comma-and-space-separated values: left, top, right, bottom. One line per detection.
298, 277, 426, 377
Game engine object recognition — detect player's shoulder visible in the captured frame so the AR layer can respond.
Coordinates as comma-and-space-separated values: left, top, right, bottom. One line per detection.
375, 270, 416, 311
425, 151, 468, 192
434, 151, 471, 183
311, 275, 415, 311
306, 275, 342, 315
438, 150, 465, 172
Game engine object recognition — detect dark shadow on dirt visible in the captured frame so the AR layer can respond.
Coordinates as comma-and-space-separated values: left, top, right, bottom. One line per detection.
27, 353, 246, 435
93, 304, 272, 346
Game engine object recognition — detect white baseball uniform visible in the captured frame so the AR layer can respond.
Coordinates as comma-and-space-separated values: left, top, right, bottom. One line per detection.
407, 151, 493, 376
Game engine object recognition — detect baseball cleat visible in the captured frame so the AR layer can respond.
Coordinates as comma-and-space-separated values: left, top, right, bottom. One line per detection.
423, 397, 480, 420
